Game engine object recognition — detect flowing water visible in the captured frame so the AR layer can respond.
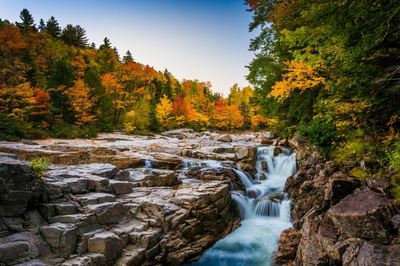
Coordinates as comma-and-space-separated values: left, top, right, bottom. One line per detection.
193, 146, 296, 266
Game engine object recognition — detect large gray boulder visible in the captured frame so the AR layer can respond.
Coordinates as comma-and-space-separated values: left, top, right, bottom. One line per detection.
328, 189, 395, 242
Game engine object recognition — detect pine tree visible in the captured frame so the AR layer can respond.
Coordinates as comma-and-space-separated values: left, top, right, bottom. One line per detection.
90, 42, 96, 49
16, 9, 36, 32
46, 16, 61, 38
123, 50, 133, 63
38, 19, 46, 32
75, 25, 88, 47
99, 37, 111, 49
61, 24, 88, 47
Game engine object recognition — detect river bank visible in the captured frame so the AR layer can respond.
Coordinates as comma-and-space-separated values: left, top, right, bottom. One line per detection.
0, 130, 285, 265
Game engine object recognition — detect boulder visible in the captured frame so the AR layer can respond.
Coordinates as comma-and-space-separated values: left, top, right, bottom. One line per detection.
343, 241, 400, 266
87, 232, 123, 262
328, 189, 395, 242
260, 137, 273, 145
40, 223, 77, 258
0, 157, 42, 216
324, 174, 360, 205
217, 134, 232, 142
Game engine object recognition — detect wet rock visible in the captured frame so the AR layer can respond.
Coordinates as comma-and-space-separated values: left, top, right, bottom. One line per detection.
328, 189, 395, 242
276, 228, 301, 265
260, 137, 273, 145
273, 146, 282, 156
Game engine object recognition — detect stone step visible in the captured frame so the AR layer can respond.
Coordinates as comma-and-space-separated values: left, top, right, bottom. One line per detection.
39, 202, 79, 220
87, 231, 123, 263
61, 253, 106, 266
82, 202, 128, 225
48, 214, 100, 235
73, 192, 116, 206
115, 245, 146, 266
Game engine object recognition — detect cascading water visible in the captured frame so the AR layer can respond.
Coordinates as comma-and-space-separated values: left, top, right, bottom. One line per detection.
193, 146, 296, 266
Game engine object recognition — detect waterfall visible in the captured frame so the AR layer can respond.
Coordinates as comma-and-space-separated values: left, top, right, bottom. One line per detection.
194, 145, 296, 266
182, 159, 200, 170
233, 169, 254, 189
144, 160, 152, 172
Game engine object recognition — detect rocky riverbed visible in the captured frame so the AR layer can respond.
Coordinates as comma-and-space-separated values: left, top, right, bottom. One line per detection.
276, 136, 400, 266
0, 129, 275, 265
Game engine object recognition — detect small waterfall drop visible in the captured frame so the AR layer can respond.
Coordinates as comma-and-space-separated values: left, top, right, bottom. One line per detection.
144, 160, 152, 172
194, 145, 296, 266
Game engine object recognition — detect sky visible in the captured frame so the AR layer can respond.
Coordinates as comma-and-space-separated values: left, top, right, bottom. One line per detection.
0, 0, 256, 95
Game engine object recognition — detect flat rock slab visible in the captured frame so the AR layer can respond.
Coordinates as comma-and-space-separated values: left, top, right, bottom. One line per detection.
328, 189, 394, 241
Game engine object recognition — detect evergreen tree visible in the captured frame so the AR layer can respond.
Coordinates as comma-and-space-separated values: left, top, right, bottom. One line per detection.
61, 24, 88, 47
75, 25, 88, 47
16, 9, 36, 32
46, 16, 61, 38
99, 37, 111, 49
38, 19, 46, 32
113, 47, 120, 61
123, 50, 133, 63
90, 42, 96, 49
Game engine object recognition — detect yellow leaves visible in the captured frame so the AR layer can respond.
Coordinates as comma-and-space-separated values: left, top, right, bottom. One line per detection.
270, 60, 325, 101
65, 79, 94, 125
0, 82, 35, 120
156, 95, 173, 126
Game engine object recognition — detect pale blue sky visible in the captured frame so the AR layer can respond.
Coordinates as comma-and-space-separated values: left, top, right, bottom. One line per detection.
0, 0, 256, 95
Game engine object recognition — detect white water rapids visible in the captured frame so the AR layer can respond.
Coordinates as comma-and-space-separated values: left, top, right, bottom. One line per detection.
193, 146, 297, 266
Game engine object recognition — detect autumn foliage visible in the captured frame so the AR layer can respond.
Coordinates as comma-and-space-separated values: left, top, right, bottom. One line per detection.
0, 9, 266, 139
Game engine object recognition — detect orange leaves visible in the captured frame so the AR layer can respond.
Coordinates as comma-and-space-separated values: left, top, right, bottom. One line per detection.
270, 60, 324, 101
0, 25, 26, 52
31, 88, 50, 118
65, 79, 94, 125
212, 99, 244, 129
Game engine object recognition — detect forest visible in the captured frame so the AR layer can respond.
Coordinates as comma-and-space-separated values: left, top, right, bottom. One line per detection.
246, 0, 400, 199
1, 2, 400, 197
0, 9, 261, 140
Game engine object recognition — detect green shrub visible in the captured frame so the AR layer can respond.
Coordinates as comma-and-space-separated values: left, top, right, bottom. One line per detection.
335, 138, 370, 165
31, 157, 49, 177
0, 113, 24, 140
349, 167, 369, 180
387, 141, 400, 171
299, 117, 337, 146
391, 185, 400, 204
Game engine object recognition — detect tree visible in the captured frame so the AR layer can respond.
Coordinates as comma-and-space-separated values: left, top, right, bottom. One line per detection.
99, 37, 111, 49
101, 72, 127, 126
46, 16, 61, 38
65, 79, 95, 125
38, 19, 46, 32
123, 50, 133, 63
156, 95, 173, 127
16, 9, 36, 32
61, 24, 88, 47
269, 61, 324, 102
